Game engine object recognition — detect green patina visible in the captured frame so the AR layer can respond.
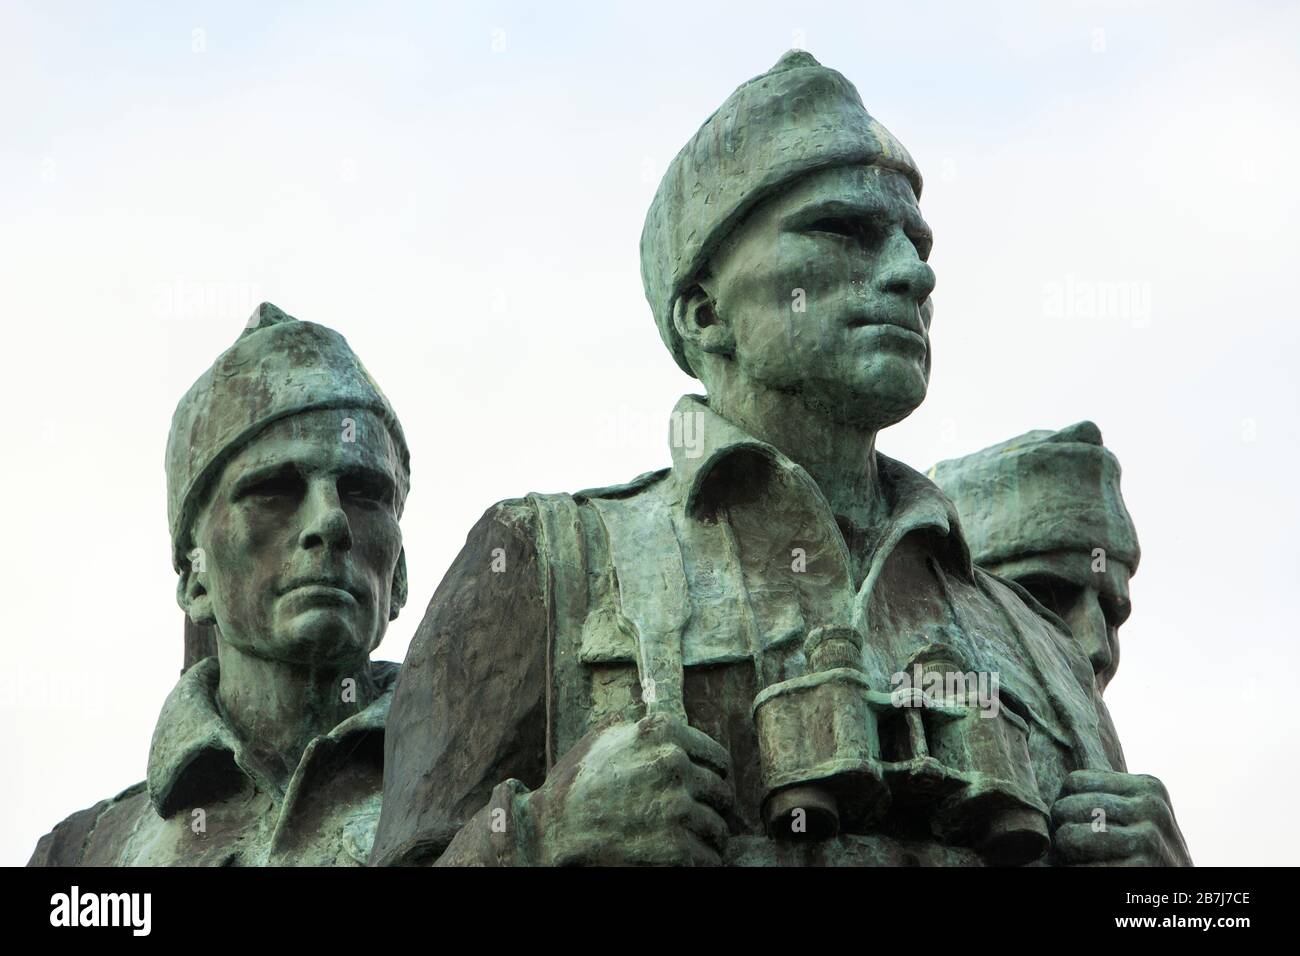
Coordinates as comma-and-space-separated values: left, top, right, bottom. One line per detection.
31, 305, 411, 866
371, 51, 1190, 866
31, 51, 1189, 869
931, 422, 1140, 693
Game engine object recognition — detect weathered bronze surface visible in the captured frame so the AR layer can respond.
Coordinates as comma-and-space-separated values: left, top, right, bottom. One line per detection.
29, 304, 411, 866
930, 422, 1139, 692
372, 52, 1190, 866
30, 51, 1190, 869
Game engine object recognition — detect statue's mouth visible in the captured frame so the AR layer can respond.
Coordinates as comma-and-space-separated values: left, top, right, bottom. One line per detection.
279, 576, 365, 604
847, 319, 927, 350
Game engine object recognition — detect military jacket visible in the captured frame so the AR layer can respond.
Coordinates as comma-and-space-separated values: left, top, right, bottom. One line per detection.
373, 396, 1125, 866
30, 657, 397, 866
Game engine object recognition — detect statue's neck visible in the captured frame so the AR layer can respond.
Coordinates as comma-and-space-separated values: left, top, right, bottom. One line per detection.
706, 386, 885, 534
214, 639, 375, 788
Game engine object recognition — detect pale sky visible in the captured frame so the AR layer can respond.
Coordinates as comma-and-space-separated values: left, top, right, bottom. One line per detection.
3, 0, 1297, 866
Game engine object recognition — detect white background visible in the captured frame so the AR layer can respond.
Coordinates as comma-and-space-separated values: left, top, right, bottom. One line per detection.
2, 0, 1296, 866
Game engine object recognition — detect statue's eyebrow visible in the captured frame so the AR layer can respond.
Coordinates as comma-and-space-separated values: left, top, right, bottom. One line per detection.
337, 462, 397, 500
780, 198, 890, 231
780, 198, 931, 239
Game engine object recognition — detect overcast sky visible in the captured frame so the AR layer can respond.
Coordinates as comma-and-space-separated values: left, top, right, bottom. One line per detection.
2, 0, 1297, 866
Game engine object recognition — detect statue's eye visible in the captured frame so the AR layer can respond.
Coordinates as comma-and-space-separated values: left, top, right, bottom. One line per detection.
236, 468, 304, 503
1018, 575, 1081, 615
805, 216, 867, 240
339, 472, 392, 507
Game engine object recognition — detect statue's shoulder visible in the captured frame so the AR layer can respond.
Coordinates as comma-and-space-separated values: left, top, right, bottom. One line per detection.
467, 469, 670, 542
491, 468, 673, 560
471, 495, 541, 537
572, 467, 671, 503
423, 470, 672, 640
529, 467, 674, 563
28, 780, 148, 867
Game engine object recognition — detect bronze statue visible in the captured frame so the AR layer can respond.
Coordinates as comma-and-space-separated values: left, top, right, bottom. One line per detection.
930, 422, 1139, 693
29, 303, 411, 866
371, 52, 1190, 866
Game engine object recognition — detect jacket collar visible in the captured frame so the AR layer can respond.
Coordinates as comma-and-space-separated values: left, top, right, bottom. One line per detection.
146, 656, 398, 818
667, 393, 973, 581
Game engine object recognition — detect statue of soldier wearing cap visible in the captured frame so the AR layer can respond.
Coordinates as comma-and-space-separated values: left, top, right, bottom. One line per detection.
373, 52, 1190, 866
931, 422, 1141, 694
29, 303, 412, 866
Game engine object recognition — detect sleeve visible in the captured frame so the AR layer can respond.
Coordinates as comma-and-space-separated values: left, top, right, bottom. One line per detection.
370, 499, 551, 866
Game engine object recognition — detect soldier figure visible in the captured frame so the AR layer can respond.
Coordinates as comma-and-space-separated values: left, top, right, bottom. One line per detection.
931, 421, 1140, 693
372, 53, 1189, 866
30, 303, 412, 866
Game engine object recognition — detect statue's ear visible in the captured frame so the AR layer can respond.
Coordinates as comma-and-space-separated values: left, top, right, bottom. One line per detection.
672, 283, 734, 364
178, 560, 215, 626
388, 547, 408, 622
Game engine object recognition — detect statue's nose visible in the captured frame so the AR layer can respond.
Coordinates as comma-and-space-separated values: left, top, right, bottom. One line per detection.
875, 231, 936, 302
298, 481, 353, 552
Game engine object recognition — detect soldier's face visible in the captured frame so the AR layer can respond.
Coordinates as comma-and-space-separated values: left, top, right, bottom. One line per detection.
193, 408, 404, 665
704, 164, 936, 430
1007, 552, 1133, 691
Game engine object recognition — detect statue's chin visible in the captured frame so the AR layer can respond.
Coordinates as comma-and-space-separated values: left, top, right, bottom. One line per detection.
800, 365, 929, 432
250, 611, 373, 665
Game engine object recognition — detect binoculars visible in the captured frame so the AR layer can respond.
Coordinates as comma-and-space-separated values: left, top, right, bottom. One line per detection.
752, 626, 1050, 865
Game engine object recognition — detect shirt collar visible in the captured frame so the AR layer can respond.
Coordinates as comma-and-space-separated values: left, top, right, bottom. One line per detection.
146, 656, 398, 818
667, 393, 973, 580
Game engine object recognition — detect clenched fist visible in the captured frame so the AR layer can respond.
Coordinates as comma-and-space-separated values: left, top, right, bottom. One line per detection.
1051, 770, 1192, 866
523, 712, 735, 866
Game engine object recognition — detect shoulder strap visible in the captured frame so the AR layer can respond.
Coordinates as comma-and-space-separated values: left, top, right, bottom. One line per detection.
586, 488, 691, 722
526, 492, 590, 771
